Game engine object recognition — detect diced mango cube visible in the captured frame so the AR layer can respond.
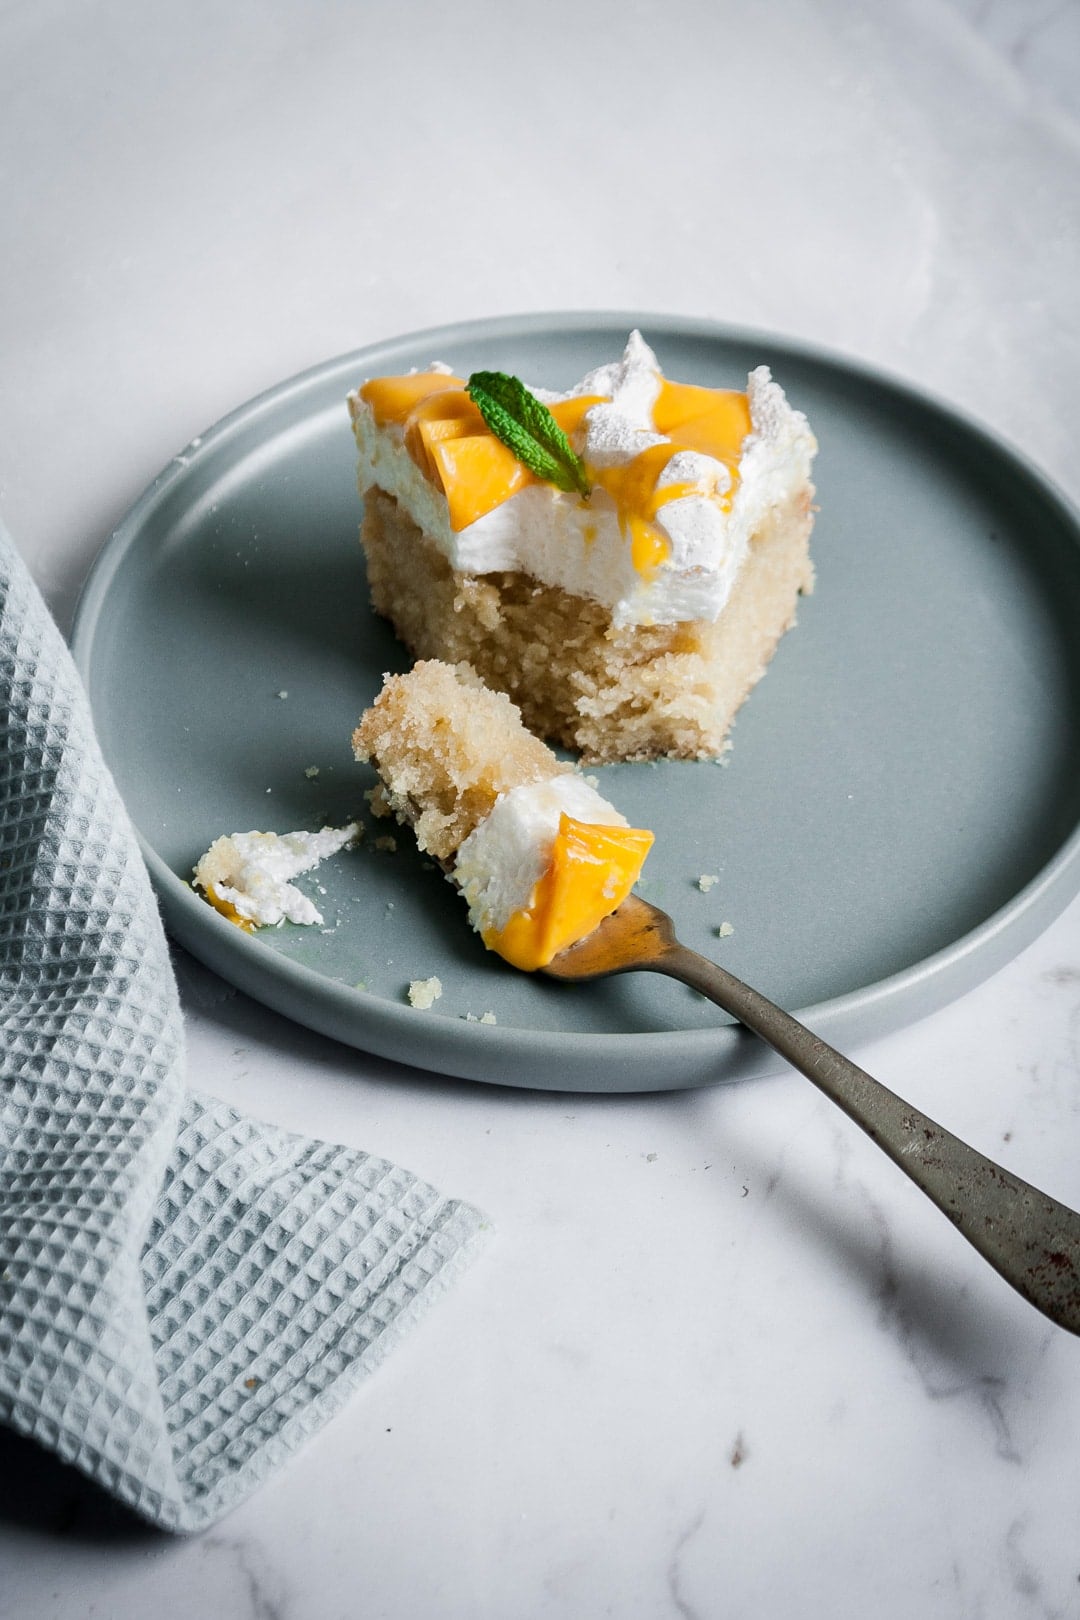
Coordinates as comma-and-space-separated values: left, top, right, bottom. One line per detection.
486, 814, 654, 970
359, 373, 467, 425
548, 393, 608, 440
653, 381, 751, 461
403, 392, 487, 479
428, 434, 533, 530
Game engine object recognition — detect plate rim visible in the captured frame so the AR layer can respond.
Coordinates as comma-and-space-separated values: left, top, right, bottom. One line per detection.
70, 309, 1080, 1091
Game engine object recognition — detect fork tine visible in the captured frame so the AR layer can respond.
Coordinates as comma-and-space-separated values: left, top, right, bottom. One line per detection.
544, 894, 679, 979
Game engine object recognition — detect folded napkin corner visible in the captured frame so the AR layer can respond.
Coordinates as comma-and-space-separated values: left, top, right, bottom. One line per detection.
0, 522, 489, 1532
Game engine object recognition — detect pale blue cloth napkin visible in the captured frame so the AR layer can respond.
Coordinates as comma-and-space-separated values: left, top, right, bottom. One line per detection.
0, 523, 488, 1531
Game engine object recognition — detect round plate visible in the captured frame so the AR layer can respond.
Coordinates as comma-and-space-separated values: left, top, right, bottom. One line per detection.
71, 313, 1080, 1091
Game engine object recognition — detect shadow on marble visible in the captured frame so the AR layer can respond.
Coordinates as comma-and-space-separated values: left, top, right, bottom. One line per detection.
171, 939, 693, 1110
715, 1095, 1053, 1380
0, 1426, 165, 1543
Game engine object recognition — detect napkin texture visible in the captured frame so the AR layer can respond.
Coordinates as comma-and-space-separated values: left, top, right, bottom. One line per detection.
0, 524, 488, 1531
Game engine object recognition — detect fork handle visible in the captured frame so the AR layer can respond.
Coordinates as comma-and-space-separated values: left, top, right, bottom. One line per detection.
662, 945, 1080, 1335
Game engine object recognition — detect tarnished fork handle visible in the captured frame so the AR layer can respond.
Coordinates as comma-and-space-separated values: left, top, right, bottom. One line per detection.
546, 896, 1080, 1335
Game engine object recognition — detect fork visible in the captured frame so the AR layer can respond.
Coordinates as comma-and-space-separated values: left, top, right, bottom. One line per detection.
544, 894, 1080, 1336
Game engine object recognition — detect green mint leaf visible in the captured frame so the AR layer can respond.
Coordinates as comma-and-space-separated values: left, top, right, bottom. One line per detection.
466, 371, 591, 497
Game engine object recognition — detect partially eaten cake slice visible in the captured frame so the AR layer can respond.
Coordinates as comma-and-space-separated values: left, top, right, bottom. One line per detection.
348, 331, 817, 763
353, 660, 653, 970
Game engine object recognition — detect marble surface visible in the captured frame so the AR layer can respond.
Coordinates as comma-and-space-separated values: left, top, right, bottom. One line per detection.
2, 1, 1080, 1615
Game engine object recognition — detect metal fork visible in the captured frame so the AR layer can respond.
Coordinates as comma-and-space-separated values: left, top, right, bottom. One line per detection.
544, 894, 1080, 1335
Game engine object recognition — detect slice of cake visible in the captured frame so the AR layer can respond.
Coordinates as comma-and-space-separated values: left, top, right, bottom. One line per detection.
353, 660, 653, 970
348, 331, 816, 763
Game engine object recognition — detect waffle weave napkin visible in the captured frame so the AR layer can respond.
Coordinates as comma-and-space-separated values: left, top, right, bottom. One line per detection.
0, 522, 488, 1531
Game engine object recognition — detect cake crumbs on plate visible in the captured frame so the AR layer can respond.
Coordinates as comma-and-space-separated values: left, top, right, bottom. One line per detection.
407, 976, 443, 1009
374, 834, 398, 853
304, 765, 320, 778
716, 921, 735, 938
463, 1010, 497, 1024
697, 874, 719, 892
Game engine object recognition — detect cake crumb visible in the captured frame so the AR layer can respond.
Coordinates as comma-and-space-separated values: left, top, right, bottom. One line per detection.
697, 874, 719, 892
464, 1010, 498, 1025
374, 835, 398, 853
365, 783, 392, 819
716, 921, 735, 938
304, 765, 320, 779
276, 690, 288, 699
407, 976, 443, 1009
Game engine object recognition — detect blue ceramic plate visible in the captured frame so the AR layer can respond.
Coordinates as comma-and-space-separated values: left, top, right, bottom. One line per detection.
71, 313, 1080, 1090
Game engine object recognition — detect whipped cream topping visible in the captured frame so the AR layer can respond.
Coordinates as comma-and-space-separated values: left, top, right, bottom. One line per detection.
453, 775, 627, 937
349, 331, 816, 629
193, 824, 360, 927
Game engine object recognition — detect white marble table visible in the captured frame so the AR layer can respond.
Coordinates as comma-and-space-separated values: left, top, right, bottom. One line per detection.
3, 2, 1080, 1615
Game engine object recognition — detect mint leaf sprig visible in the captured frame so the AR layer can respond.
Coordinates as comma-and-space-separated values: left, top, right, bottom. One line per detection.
466, 371, 591, 498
